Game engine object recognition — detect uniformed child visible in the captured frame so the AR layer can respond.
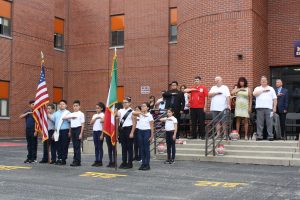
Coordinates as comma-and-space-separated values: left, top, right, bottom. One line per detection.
117, 97, 134, 169
133, 102, 154, 171
90, 102, 105, 167
49, 100, 71, 165
39, 103, 56, 164
19, 100, 38, 163
160, 108, 178, 164
63, 100, 85, 167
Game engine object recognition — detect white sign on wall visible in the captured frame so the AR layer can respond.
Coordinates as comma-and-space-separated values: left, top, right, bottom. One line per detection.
141, 86, 150, 95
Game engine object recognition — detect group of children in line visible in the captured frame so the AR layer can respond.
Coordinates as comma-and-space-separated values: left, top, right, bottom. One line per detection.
21, 97, 179, 170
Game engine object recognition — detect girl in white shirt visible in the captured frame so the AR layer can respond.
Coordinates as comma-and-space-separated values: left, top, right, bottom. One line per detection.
160, 108, 178, 164
132, 106, 142, 161
90, 102, 105, 167
133, 102, 154, 171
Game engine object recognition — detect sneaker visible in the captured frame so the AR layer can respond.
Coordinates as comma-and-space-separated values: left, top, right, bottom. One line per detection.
119, 163, 127, 169
106, 162, 115, 168
164, 160, 170, 164
24, 159, 30, 163
268, 138, 274, 141
170, 159, 175, 164
39, 160, 48, 164
32, 160, 37, 163
97, 162, 103, 167
91, 162, 98, 167
55, 160, 62, 165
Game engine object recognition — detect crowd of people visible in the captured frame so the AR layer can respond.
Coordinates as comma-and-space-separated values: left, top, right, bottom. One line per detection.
20, 75, 289, 170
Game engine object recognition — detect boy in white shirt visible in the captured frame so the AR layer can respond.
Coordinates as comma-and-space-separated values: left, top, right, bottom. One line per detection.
63, 100, 85, 166
160, 108, 177, 164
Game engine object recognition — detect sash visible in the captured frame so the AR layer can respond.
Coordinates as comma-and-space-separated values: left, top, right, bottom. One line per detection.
53, 111, 68, 142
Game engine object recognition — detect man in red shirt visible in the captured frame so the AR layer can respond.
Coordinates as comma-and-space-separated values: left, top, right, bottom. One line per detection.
184, 76, 208, 139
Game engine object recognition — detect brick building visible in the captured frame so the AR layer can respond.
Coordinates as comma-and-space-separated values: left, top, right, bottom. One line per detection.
0, 0, 299, 138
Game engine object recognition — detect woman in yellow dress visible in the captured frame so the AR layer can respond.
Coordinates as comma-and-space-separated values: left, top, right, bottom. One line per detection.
231, 77, 252, 140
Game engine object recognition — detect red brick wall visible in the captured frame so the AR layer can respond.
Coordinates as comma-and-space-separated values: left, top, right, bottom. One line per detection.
268, 0, 300, 67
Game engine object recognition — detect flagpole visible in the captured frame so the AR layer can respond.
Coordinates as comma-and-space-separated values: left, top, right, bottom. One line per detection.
115, 115, 118, 171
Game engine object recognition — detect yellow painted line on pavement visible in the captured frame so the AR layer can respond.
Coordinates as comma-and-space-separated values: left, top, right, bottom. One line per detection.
80, 172, 127, 179
195, 180, 248, 188
0, 165, 32, 171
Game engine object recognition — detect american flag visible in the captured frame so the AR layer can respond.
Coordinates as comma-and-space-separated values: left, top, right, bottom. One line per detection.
33, 57, 49, 142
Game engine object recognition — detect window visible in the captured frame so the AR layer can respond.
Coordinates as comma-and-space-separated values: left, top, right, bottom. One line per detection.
0, 0, 12, 37
53, 87, 63, 110
169, 8, 177, 42
0, 81, 9, 117
54, 17, 64, 49
110, 15, 124, 47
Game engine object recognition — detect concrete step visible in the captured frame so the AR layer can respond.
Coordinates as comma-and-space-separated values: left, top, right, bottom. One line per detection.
175, 148, 300, 158
176, 139, 298, 147
175, 143, 298, 152
155, 153, 300, 166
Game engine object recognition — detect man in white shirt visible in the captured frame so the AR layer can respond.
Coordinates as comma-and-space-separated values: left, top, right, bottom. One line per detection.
253, 76, 277, 141
209, 76, 231, 136
63, 100, 85, 166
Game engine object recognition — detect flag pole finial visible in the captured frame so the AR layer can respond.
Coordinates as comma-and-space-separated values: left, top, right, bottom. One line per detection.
114, 48, 117, 56
41, 51, 44, 60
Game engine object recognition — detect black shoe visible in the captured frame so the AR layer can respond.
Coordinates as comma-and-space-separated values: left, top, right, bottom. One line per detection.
164, 160, 170, 164
55, 160, 62, 165
70, 161, 81, 167
97, 162, 103, 167
119, 163, 127, 169
106, 162, 115, 168
268, 138, 274, 141
142, 165, 150, 171
24, 159, 30, 163
39, 160, 48, 164
124, 163, 133, 169
92, 161, 98, 167
170, 159, 175, 164
256, 138, 263, 141
49, 160, 56, 164
138, 165, 145, 170
61, 160, 66, 165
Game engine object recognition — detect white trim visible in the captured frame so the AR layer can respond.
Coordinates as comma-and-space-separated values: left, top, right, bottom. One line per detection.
54, 48, 65, 52
168, 41, 177, 44
0, 117, 10, 120
0, 34, 12, 40
109, 46, 124, 49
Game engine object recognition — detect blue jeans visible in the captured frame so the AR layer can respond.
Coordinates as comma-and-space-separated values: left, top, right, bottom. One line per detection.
138, 129, 151, 166
93, 131, 103, 162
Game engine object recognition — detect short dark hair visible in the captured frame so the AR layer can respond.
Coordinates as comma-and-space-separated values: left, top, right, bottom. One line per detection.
73, 100, 80, 105
29, 100, 35, 104
194, 76, 201, 80
59, 99, 67, 104
171, 81, 178, 86
237, 77, 248, 88
125, 96, 132, 102
180, 85, 187, 89
47, 103, 55, 110
97, 102, 105, 112
142, 102, 150, 109
167, 107, 175, 113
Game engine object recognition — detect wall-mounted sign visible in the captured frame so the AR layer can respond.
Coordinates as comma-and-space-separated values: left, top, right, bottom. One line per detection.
141, 86, 150, 95
294, 41, 300, 57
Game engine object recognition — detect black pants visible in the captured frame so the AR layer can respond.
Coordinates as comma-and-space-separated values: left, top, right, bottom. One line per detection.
277, 112, 286, 138
71, 127, 82, 163
26, 129, 38, 160
166, 131, 176, 160
190, 108, 205, 139
174, 112, 181, 139
180, 110, 190, 136
119, 126, 133, 164
105, 135, 116, 163
134, 128, 141, 160
42, 130, 56, 161
57, 129, 69, 161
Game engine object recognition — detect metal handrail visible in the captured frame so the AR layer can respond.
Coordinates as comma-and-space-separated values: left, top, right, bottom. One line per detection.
205, 108, 232, 156
150, 110, 167, 154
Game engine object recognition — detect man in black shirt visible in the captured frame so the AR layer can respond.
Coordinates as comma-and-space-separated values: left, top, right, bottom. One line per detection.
163, 81, 185, 139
